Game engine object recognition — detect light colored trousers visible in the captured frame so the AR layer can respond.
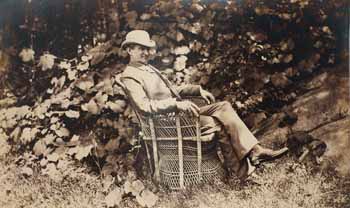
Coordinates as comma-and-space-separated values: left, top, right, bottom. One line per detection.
199, 101, 258, 179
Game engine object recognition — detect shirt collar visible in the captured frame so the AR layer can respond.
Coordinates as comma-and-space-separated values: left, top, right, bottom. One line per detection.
129, 62, 155, 73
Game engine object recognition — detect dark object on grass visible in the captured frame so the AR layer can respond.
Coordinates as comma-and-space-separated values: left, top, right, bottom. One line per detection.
286, 131, 327, 162
279, 110, 298, 128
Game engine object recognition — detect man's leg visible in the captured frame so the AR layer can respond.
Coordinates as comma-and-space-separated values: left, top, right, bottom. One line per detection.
199, 101, 288, 179
218, 130, 256, 179
199, 101, 258, 179
200, 101, 258, 160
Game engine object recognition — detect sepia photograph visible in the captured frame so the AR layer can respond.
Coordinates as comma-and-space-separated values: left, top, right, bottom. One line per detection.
0, 0, 349, 207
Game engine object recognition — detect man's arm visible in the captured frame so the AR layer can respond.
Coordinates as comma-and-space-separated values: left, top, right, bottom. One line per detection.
121, 77, 178, 115
175, 84, 201, 96
176, 84, 215, 104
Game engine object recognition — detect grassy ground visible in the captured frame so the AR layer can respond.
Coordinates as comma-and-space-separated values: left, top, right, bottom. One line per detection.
1, 152, 349, 208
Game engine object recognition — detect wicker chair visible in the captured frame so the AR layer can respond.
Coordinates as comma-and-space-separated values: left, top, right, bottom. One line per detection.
136, 97, 225, 189
120, 85, 225, 189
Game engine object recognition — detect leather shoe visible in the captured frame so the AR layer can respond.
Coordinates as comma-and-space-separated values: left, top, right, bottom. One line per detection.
249, 145, 288, 165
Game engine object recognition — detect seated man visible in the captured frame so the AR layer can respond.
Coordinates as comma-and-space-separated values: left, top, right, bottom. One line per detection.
120, 30, 288, 179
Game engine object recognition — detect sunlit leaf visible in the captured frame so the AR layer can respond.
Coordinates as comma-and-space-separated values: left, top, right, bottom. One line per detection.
189, 40, 202, 52
10, 127, 21, 142
0, 133, 10, 158
43, 134, 56, 145
19, 48, 35, 62
140, 13, 152, 20
125, 180, 145, 196
106, 100, 126, 113
65, 110, 80, 118
57, 159, 70, 171
33, 140, 47, 156
55, 127, 70, 138
75, 144, 93, 160
21, 166, 33, 177
81, 55, 92, 62
20, 127, 39, 144
191, 3, 205, 12
77, 62, 89, 71
174, 55, 188, 71
95, 92, 108, 106
136, 189, 158, 208
105, 187, 123, 208
67, 68, 77, 80
70, 135, 80, 143
174, 46, 190, 55
76, 76, 94, 92
58, 61, 71, 69
322, 26, 332, 34
82, 99, 100, 114
67, 146, 79, 156
40, 158, 48, 167
47, 152, 60, 162
102, 175, 115, 192
176, 31, 184, 42
235, 101, 244, 109
39, 54, 56, 71
12, 106, 31, 120
42, 163, 63, 182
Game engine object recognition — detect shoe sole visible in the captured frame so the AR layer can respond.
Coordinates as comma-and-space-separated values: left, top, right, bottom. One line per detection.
251, 147, 289, 165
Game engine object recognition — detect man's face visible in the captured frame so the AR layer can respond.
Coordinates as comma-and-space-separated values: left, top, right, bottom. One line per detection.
127, 44, 151, 64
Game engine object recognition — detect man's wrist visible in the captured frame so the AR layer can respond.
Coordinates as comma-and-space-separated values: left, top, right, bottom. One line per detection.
198, 86, 203, 95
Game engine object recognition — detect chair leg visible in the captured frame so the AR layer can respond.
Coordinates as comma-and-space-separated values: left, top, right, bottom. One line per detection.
149, 118, 160, 183
143, 140, 154, 175
176, 116, 185, 189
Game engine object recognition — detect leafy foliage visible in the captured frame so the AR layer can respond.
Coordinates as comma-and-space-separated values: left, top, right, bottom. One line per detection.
0, 0, 348, 207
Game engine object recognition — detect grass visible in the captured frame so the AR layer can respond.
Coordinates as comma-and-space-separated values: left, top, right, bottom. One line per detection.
155, 157, 350, 208
0, 153, 349, 208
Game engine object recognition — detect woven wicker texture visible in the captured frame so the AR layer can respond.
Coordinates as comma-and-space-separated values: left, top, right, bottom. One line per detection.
123, 93, 225, 189
157, 140, 225, 190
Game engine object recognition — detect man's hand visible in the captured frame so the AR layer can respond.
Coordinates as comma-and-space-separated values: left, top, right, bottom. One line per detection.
200, 87, 215, 104
176, 100, 200, 117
